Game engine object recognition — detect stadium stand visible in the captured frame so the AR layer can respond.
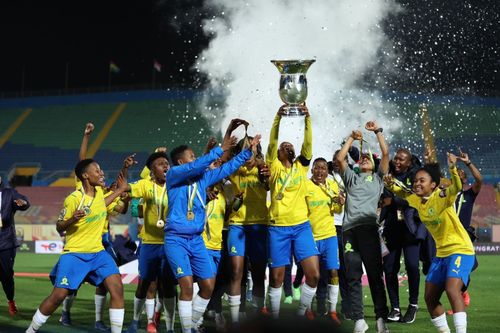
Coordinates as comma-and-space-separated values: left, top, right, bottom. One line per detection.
0, 90, 498, 186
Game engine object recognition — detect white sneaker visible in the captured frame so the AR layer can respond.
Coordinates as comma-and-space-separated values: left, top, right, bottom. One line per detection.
376, 318, 390, 333
353, 319, 369, 333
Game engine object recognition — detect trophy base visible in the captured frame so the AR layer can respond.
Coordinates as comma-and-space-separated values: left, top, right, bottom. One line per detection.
282, 105, 306, 117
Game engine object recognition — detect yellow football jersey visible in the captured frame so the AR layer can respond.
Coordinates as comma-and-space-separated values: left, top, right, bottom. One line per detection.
228, 166, 268, 225
129, 179, 167, 244
61, 187, 108, 253
202, 187, 227, 250
102, 191, 122, 234
389, 166, 474, 257
306, 178, 342, 240
265, 115, 312, 226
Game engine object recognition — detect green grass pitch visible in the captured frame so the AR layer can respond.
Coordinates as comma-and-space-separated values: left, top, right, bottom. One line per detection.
1, 253, 499, 332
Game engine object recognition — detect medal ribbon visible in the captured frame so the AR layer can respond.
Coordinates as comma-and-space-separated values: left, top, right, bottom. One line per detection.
318, 180, 336, 200
77, 188, 95, 211
276, 164, 295, 199
154, 182, 167, 221
188, 182, 199, 213
455, 191, 464, 215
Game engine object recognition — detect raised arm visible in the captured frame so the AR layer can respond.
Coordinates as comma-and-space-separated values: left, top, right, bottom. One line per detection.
337, 131, 362, 173
167, 147, 225, 187
446, 152, 462, 197
266, 106, 284, 163
298, 107, 312, 166
220, 119, 249, 162
120, 153, 136, 191
204, 135, 261, 187
105, 172, 129, 206
458, 151, 482, 194
79, 123, 94, 161
365, 121, 389, 174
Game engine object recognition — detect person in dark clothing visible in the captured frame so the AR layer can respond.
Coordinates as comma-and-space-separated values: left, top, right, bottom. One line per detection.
453, 151, 482, 307
380, 149, 423, 324
0, 176, 30, 316
336, 121, 390, 333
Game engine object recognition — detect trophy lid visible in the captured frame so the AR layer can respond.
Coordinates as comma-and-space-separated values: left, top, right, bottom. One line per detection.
271, 59, 316, 74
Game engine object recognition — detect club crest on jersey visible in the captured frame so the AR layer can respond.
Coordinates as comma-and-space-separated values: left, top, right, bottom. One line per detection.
344, 242, 354, 254
60, 276, 69, 286
230, 246, 237, 254
176, 267, 184, 275
428, 207, 436, 216
365, 175, 373, 182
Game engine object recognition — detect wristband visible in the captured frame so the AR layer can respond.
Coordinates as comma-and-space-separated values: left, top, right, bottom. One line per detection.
374, 128, 383, 134
465, 161, 472, 166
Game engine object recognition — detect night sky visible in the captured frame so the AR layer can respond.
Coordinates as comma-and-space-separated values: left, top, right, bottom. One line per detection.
0, 0, 498, 97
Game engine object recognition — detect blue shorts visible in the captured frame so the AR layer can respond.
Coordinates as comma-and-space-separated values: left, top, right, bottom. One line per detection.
139, 243, 168, 281
50, 251, 119, 290
268, 221, 319, 268
316, 236, 339, 270
207, 249, 222, 273
227, 224, 268, 263
426, 254, 475, 287
164, 235, 215, 280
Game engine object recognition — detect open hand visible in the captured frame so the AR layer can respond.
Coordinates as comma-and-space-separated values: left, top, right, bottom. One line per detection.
250, 134, 262, 149
205, 137, 217, 152
221, 135, 238, 151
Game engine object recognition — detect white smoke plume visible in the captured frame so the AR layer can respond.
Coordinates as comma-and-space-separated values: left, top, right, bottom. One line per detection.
195, 0, 401, 160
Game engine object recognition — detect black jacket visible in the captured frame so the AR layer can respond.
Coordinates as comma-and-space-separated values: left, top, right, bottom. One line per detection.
0, 187, 30, 251
381, 155, 426, 242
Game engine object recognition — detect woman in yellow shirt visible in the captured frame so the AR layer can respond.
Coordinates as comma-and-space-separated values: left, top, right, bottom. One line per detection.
385, 152, 475, 333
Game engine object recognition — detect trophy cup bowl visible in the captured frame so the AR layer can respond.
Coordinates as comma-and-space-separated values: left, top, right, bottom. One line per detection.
271, 59, 315, 116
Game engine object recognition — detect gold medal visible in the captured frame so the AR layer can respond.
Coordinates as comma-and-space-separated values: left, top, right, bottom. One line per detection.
275, 193, 284, 200
156, 219, 165, 228
187, 211, 195, 220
